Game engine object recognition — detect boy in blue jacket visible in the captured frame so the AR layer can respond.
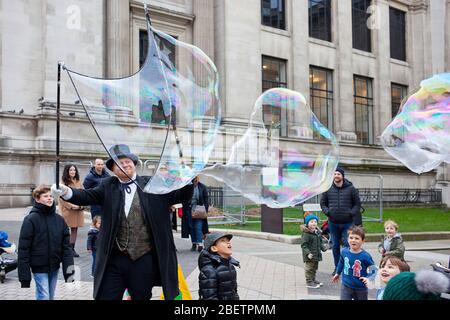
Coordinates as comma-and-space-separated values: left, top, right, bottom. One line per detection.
332, 226, 377, 300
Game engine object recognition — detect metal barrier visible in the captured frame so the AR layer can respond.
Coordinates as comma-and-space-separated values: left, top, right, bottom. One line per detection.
359, 188, 442, 205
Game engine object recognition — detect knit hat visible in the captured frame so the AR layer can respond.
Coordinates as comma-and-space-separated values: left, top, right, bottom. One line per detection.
382, 270, 449, 300
335, 166, 345, 178
0, 231, 12, 248
304, 214, 319, 227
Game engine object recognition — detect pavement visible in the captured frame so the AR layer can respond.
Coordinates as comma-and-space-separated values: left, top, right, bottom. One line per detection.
1, 207, 449, 300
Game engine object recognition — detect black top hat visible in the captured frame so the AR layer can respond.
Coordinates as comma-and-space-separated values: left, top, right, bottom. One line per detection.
105, 144, 139, 171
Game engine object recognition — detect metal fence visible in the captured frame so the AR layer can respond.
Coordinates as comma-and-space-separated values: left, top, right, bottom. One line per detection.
207, 188, 443, 207
359, 188, 442, 205
205, 187, 444, 224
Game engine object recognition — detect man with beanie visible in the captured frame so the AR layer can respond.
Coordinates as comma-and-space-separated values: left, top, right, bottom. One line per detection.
320, 166, 361, 275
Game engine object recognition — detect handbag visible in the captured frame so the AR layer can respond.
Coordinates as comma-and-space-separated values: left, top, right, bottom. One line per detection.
191, 205, 207, 219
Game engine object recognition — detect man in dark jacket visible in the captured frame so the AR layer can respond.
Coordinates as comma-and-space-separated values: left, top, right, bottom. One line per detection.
320, 166, 361, 274
83, 158, 110, 219
18, 185, 74, 300
198, 232, 239, 300
52, 144, 193, 300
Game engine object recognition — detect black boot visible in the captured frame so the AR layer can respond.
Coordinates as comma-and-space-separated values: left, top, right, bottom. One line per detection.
190, 244, 197, 252
71, 244, 80, 258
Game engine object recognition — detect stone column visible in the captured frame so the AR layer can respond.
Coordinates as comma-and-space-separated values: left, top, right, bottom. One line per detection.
106, 0, 130, 78
446, 1, 450, 71
409, 1, 427, 86
0, 0, 2, 112
291, 0, 310, 139
291, 0, 309, 97
429, 0, 446, 74
374, 1, 391, 143
193, 0, 214, 61
335, 0, 357, 143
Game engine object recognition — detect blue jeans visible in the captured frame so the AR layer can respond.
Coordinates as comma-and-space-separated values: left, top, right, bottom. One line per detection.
33, 270, 59, 300
191, 219, 204, 245
92, 251, 97, 276
328, 221, 353, 268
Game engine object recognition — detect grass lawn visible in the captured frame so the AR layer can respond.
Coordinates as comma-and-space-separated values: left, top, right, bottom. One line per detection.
213, 207, 450, 235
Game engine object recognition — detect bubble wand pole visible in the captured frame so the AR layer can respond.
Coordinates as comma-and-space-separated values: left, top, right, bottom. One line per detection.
56, 61, 63, 189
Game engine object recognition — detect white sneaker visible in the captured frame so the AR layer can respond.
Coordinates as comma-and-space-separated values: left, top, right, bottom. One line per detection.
314, 280, 323, 287
306, 281, 320, 289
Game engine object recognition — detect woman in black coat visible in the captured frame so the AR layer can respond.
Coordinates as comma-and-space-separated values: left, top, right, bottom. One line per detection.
181, 177, 210, 252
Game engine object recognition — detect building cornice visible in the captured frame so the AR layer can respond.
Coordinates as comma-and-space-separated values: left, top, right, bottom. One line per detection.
408, 1, 428, 13
130, 1, 195, 25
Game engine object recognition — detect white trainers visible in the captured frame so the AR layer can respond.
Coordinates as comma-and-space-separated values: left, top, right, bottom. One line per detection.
314, 280, 323, 287
306, 281, 320, 289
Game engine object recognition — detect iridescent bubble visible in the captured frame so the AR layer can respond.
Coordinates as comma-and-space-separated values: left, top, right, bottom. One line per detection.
203, 88, 339, 208
64, 19, 221, 193
381, 73, 450, 174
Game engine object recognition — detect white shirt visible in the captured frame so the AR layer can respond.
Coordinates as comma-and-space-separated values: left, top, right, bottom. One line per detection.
64, 173, 138, 218
119, 173, 138, 218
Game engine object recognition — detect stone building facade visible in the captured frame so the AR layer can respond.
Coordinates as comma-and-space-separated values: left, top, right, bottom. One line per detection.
0, 0, 449, 207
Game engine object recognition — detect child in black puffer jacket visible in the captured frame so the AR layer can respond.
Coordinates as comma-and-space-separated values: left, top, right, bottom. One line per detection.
198, 232, 240, 300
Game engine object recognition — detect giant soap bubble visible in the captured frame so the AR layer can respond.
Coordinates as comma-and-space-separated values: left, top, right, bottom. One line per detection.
203, 88, 339, 208
381, 73, 450, 174
64, 14, 221, 193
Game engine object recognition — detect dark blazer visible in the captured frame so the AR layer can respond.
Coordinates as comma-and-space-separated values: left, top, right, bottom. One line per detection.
320, 179, 362, 225
68, 175, 193, 300
83, 167, 110, 217
18, 203, 74, 288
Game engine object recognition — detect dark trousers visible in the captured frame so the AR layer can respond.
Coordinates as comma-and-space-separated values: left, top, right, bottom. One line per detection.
96, 250, 158, 300
340, 284, 368, 300
328, 221, 353, 267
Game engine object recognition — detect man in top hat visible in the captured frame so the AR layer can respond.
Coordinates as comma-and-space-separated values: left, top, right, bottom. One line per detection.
320, 166, 361, 275
52, 144, 194, 300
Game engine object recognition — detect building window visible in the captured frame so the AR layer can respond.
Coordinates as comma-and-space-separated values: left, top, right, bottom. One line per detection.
352, 0, 372, 52
309, 0, 332, 42
262, 56, 287, 136
139, 30, 176, 125
354, 76, 374, 145
262, 56, 287, 91
310, 66, 333, 138
261, 0, 286, 30
390, 7, 406, 61
391, 83, 408, 117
